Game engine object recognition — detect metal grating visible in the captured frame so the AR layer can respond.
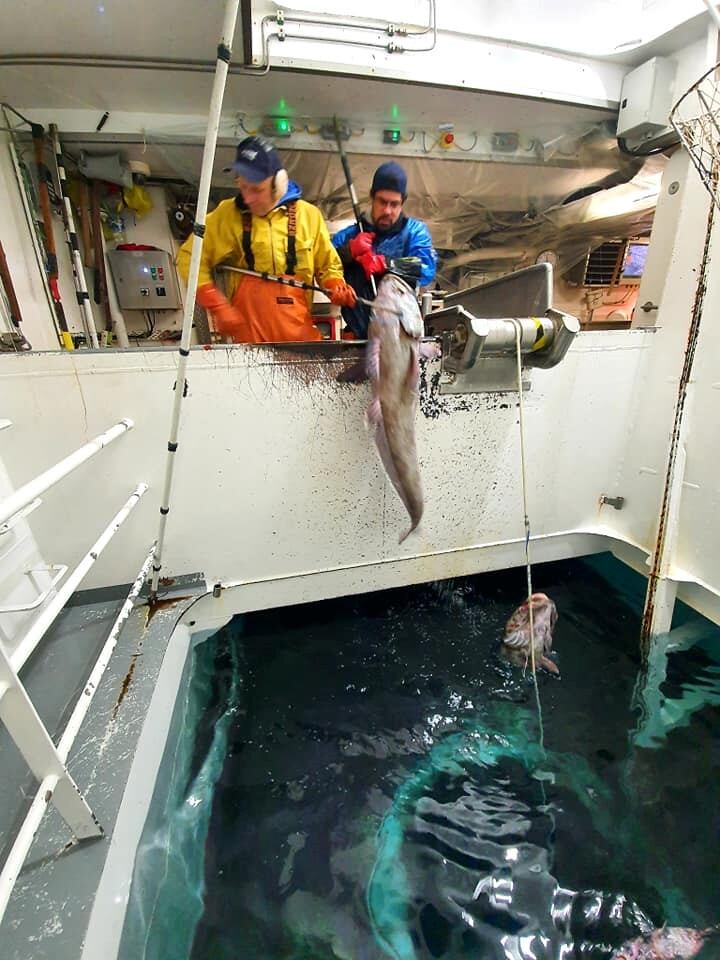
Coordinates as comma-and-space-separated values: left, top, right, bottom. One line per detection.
583, 241, 624, 286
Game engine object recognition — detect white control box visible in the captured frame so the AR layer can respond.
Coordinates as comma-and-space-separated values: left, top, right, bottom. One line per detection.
616, 56, 677, 142
107, 248, 182, 310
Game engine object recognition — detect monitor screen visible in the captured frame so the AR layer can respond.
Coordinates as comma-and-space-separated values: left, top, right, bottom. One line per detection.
621, 241, 649, 280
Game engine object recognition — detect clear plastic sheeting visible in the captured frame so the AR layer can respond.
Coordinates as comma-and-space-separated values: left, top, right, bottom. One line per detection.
135, 132, 662, 290
62, 124, 665, 292
118, 624, 241, 960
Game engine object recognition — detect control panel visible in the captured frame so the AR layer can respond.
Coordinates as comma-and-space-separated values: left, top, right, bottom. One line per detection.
107, 248, 182, 310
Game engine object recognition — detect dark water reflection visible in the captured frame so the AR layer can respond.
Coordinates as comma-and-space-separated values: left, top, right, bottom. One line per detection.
190, 558, 720, 960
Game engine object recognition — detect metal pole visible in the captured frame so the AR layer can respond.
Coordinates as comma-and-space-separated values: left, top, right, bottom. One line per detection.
30, 122, 74, 350
218, 264, 377, 309
333, 115, 377, 297
11, 484, 148, 672
2, 116, 63, 348
151, 0, 241, 598
0, 419, 134, 527
48, 124, 100, 349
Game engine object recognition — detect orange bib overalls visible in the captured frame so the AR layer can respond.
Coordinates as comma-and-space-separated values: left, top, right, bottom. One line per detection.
227, 202, 321, 343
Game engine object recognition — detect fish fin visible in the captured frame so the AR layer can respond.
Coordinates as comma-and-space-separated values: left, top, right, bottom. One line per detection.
419, 340, 441, 361
540, 655, 560, 675
404, 345, 421, 394
399, 519, 420, 544
374, 418, 420, 533
366, 396, 382, 427
366, 335, 381, 382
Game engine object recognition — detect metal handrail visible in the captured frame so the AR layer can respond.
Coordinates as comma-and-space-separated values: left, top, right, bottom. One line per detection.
0, 564, 68, 613
10, 484, 148, 672
0, 419, 134, 527
0, 542, 156, 925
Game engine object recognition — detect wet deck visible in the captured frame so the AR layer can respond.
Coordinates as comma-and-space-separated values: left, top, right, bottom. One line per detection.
0, 576, 205, 960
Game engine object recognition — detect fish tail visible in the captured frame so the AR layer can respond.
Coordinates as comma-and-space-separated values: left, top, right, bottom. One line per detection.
367, 396, 382, 427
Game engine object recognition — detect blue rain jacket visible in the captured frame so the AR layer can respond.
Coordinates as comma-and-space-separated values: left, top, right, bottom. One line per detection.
333, 214, 437, 338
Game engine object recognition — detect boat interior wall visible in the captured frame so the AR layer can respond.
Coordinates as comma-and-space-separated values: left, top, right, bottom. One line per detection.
610, 149, 720, 620
0, 327, 681, 598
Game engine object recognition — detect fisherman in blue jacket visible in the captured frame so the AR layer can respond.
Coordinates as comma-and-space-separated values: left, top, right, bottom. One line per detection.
332, 161, 437, 338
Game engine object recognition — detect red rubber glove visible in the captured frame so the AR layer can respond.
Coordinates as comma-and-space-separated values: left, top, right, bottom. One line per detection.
324, 277, 357, 308
196, 282, 242, 335
348, 231, 375, 260
356, 251, 387, 280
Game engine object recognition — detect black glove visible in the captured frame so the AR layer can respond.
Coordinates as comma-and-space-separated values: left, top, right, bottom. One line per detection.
386, 257, 422, 283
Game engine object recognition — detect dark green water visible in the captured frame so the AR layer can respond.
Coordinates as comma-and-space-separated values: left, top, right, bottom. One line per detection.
159, 557, 720, 959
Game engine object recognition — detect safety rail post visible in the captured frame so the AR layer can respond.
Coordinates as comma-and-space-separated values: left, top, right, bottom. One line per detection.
0, 419, 134, 527
10, 484, 148, 672
0, 646, 102, 842
150, 0, 240, 598
0, 542, 156, 924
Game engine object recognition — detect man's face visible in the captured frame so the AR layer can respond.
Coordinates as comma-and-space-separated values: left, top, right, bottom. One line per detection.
235, 175, 275, 216
371, 189, 403, 230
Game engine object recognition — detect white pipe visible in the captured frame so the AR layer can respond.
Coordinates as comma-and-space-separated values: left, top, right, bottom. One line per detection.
0, 543, 155, 926
151, 0, 240, 596
11, 484, 148, 672
0, 419, 133, 527
48, 124, 100, 349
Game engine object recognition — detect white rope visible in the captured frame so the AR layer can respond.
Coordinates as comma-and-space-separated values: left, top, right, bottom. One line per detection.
512, 320, 545, 753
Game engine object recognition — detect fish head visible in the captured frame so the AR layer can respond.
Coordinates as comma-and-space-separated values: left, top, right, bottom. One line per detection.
373, 273, 424, 340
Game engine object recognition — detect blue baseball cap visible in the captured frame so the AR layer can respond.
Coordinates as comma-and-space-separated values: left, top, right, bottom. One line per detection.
226, 136, 282, 182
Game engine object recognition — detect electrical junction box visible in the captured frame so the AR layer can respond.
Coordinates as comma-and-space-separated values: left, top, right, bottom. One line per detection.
107, 248, 181, 310
616, 56, 677, 142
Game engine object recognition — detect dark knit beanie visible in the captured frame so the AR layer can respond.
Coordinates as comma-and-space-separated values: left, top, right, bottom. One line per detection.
371, 161, 407, 199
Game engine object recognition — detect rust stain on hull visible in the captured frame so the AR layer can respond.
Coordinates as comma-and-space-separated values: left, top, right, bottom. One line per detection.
112, 653, 139, 720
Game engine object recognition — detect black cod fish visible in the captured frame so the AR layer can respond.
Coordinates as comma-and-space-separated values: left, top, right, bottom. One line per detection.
366, 273, 437, 543
501, 591, 559, 673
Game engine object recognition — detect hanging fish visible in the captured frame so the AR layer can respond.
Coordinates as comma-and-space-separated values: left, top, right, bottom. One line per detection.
365, 273, 438, 543
501, 592, 559, 674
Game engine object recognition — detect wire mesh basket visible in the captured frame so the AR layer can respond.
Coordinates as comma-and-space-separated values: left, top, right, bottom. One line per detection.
670, 61, 720, 211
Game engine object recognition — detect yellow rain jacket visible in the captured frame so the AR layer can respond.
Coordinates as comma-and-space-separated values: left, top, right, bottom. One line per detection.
177, 187, 344, 342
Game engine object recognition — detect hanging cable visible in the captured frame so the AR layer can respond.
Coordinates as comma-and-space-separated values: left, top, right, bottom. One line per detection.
512, 320, 545, 754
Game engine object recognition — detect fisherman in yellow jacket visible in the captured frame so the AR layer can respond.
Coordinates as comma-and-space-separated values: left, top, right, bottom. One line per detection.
177, 136, 356, 343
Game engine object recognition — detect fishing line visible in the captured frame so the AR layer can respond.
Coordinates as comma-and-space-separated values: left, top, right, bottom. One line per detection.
512, 320, 545, 754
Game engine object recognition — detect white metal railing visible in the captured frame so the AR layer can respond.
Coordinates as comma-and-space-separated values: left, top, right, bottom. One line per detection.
0, 564, 68, 613
0, 416, 150, 923
10, 484, 148, 671
0, 542, 157, 924
0, 418, 133, 527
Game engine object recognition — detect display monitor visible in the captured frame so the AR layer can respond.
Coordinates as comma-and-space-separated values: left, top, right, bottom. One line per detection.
620, 239, 649, 283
